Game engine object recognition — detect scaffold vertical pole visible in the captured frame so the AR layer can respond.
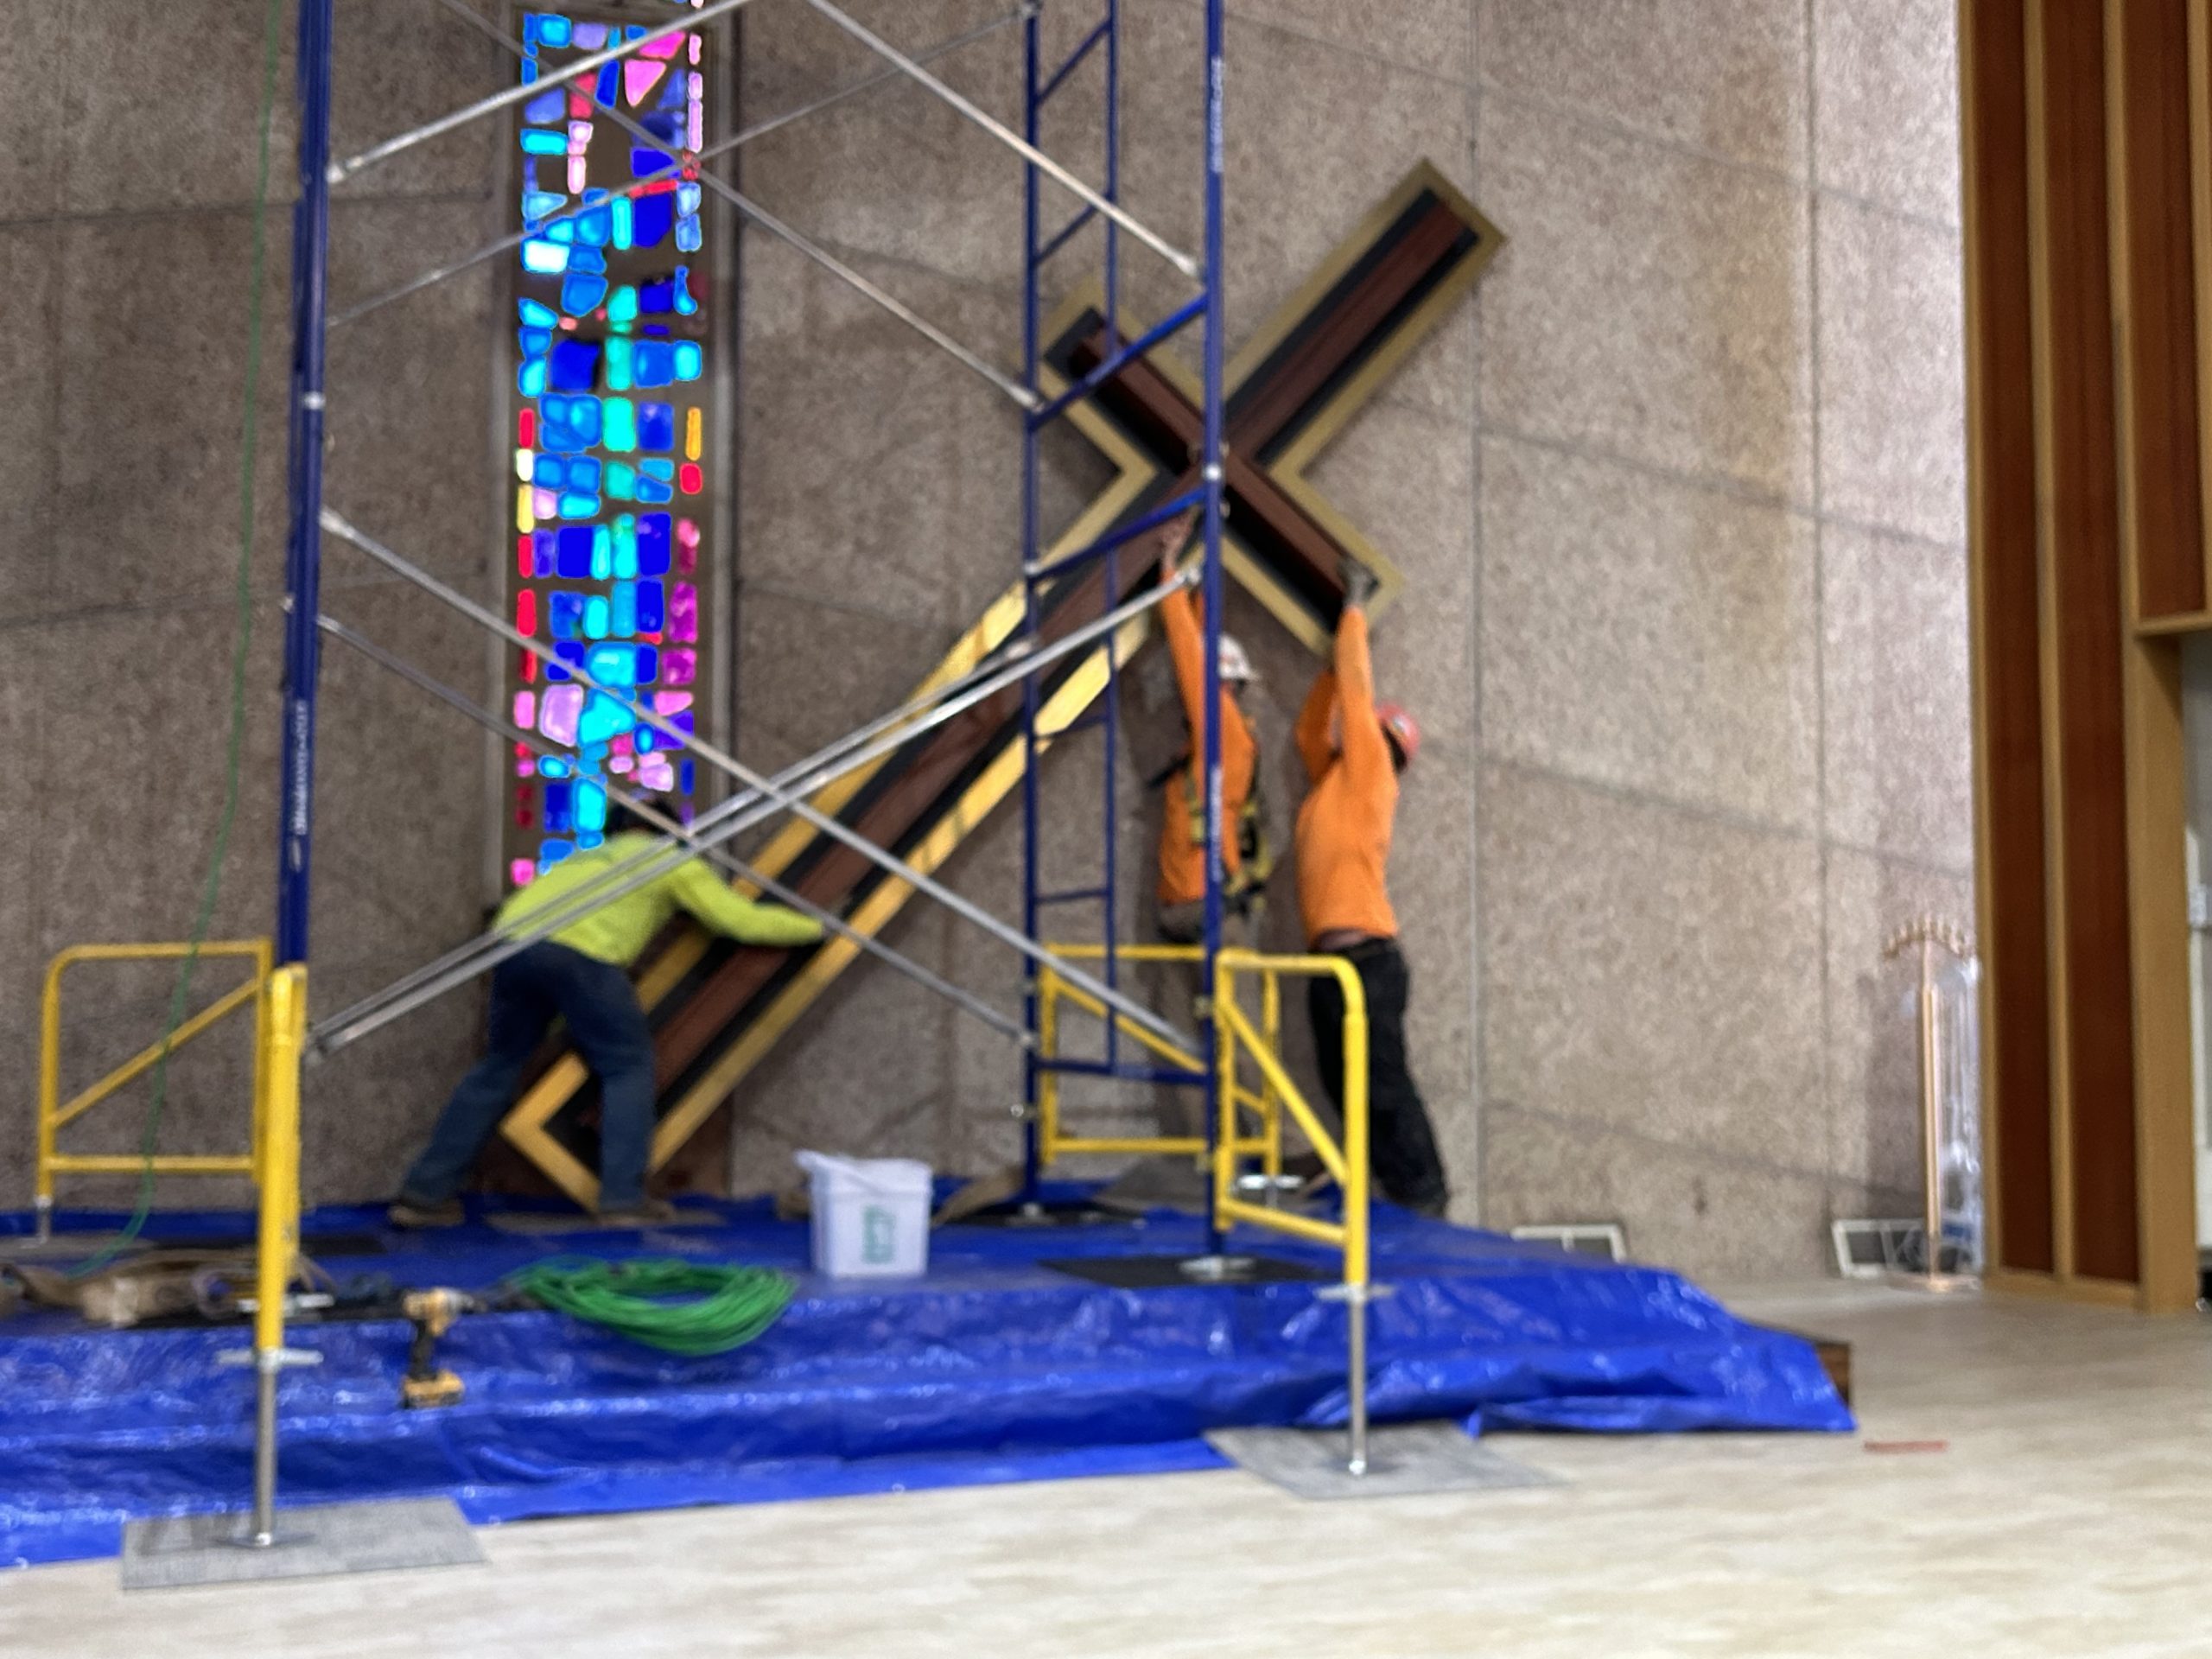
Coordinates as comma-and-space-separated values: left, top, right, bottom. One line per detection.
1018, 2, 1046, 1200
1198, 0, 1227, 1255
276, 0, 334, 969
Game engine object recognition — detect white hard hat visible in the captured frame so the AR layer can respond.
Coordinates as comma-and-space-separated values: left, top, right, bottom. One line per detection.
1218, 634, 1256, 685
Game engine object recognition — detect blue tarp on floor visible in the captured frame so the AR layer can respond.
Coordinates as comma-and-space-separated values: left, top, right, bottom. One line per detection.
0, 1195, 1851, 1567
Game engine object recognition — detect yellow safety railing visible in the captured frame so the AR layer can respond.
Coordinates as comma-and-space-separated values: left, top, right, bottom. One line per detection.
1034, 942, 1281, 1169
1211, 948, 1368, 1292
36, 939, 276, 1234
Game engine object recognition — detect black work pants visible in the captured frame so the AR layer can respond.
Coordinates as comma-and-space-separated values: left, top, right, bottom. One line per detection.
1307, 938, 1448, 1213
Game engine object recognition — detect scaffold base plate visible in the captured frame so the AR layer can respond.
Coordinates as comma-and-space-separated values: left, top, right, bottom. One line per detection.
1206, 1421, 1561, 1501
119, 1498, 482, 1589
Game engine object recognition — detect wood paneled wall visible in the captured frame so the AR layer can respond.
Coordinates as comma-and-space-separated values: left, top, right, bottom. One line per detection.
1963, 0, 2201, 1312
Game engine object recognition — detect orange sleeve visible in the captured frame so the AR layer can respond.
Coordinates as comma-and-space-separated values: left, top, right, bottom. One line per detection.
1294, 666, 1338, 785
1334, 607, 1389, 792
1157, 581, 1208, 740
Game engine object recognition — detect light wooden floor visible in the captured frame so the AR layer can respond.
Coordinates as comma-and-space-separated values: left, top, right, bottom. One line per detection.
8, 1281, 2211, 1656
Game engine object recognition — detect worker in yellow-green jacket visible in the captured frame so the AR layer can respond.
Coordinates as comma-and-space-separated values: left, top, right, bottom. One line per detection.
390, 805, 822, 1228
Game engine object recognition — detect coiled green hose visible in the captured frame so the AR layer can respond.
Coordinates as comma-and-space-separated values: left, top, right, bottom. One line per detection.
503, 1256, 795, 1356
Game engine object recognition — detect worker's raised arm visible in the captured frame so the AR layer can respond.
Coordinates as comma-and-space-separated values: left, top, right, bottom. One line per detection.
1333, 604, 1389, 788
1294, 660, 1338, 784
668, 856, 825, 948
1157, 572, 1210, 740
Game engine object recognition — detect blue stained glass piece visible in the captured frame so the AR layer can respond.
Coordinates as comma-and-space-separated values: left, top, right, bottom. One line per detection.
523, 89, 565, 125
574, 21, 607, 48
556, 527, 595, 578
560, 273, 608, 316
552, 641, 588, 681
518, 298, 558, 327
595, 63, 620, 106
569, 246, 607, 274
626, 23, 646, 39
642, 110, 684, 143
578, 691, 636, 744
636, 725, 655, 754
533, 454, 565, 487
577, 831, 604, 852
583, 596, 611, 640
636, 580, 665, 632
638, 514, 671, 575
567, 457, 601, 491
639, 403, 675, 451
543, 781, 575, 833
517, 359, 548, 397
519, 128, 567, 156
520, 238, 569, 274
521, 14, 541, 45
538, 755, 571, 779
518, 327, 551, 357
636, 647, 661, 686
674, 267, 697, 316
592, 525, 613, 581
538, 13, 570, 46
521, 190, 565, 224
673, 341, 702, 380
657, 73, 687, 111
538, 840, 574, 872
586, 643, 634, 685
677, 184, 701, 215
632, 194, 674, 249
576, 781, 607, 834
550, 592, 585, 640
632, 148, 676, 178
679, 760, 695, 795
606, 461, 638, 503
531, 530, 558, 576
549, 338, 601, 391
523, 59, 539, 81
546, 217, 575, 245
632, 341, 675, 387
558, 491, 599, 519
612, 581, 637, 637
541, 394, 601, 452
635, 476, 672, 505
639, 278, 675, 315
676, 213, 702, 254
575, 207, 613, 248
640, 458, 675, 482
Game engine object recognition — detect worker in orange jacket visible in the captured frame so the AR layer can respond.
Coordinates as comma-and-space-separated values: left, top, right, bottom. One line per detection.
1292, 560, 1449, 1216
1152, 517, 1267, 944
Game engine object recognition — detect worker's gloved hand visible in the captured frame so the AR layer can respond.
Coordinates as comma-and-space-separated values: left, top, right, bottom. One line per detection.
1157, 509, 1200, 584
1338, 555, 1379, 610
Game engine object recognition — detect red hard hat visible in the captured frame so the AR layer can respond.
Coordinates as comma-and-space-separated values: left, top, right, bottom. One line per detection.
1376, 702, 1420, 766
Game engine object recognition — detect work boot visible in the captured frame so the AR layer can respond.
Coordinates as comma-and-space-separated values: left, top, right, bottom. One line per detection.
387, 1196, 465, 1230
594, 1197, 678, 1228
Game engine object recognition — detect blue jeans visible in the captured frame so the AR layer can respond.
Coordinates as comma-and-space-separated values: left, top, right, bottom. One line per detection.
399, 941, 655, 1209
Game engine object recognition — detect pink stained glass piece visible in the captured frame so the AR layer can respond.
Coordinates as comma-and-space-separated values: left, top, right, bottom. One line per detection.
568, 120, 594, 155
608, 755, 634, 775
671, 582, 698, 643
569, 91, 591, 118
624, 60, 668, 107
510, 859, 537, 887
533, 487, 559, 518
568, 156, 588, 193
540, 684, 585, 746
653, 690, 694, 715
675, 518, 701, 546
638, 753, 677, 791
662, 649, 696, 686
612, 732, 635, 756
689, 35, 702, 65
640, 32, 685, 60
513, 690, 537, 729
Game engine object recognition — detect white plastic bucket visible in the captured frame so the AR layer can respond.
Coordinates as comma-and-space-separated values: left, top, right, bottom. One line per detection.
794, 1151, 933, 1278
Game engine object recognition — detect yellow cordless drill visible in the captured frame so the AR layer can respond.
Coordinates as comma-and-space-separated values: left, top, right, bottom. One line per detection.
400, 1287, 476, 1409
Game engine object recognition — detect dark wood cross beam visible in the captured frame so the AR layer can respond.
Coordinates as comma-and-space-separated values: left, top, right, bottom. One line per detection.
495, 162, 1503, 1206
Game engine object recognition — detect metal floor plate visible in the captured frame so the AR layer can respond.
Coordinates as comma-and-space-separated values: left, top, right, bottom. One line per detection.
119, 1498, 484, 1590
1043, 1252, 1332, 1288
1205, 1421, 1563, 1501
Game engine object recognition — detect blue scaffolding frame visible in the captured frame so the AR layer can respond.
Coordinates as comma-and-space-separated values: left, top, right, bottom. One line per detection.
1016, 2, 1229, 1246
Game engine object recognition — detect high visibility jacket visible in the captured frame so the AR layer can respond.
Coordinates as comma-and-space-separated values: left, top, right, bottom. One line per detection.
1154, 581, 1261, 908
1293, 608, 1397, 944
502, 832, 823, 966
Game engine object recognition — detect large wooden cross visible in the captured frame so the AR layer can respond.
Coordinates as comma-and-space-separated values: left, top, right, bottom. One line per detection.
496, 162, 1503, 1205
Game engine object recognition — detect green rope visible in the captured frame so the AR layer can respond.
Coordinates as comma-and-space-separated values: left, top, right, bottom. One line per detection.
72, 0, 286, 1277
503, 1257, 797, 1357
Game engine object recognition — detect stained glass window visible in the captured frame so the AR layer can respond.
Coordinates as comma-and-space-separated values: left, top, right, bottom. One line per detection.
508, 8, 714, 884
